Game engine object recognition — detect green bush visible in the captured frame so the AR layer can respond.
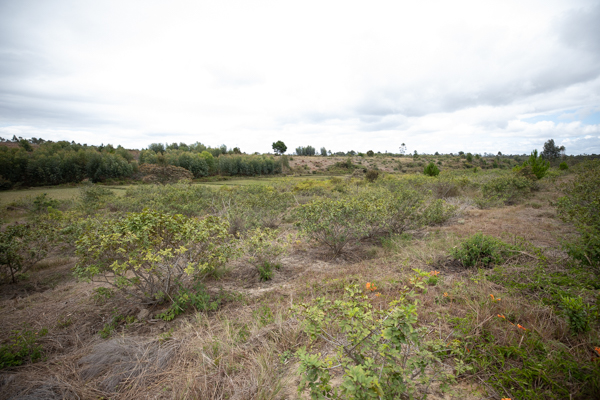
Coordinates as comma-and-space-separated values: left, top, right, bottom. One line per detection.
559, 161, 569, 170
424, 162, 440, 176
450, 233, 513, 268
365, 169, 379, 182
74, 209, 236, 304
294, 197, 384, 255
293, 279, 454, 399
481, 174, 531, 205
0, 221, 54, 283
515, 149, 549, 179
557, 160, 600, 269
0, 327, 48, 369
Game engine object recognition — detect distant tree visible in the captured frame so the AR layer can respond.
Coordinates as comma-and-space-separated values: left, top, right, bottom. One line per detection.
272, 141, 287, 155
399, 143, 406, 155
220, 144, 228, 155
348, 150, 356, 156
458, 151, 464, 156
320, 147, 327, 156
466, 153, 473, 162
148, 143, 165, 154
232, 147, 242, 154
366, 150, 375, 157
497, 151, 502, 156
434, 151, 439, 155
542, 139, 565, 161
18, 139, 32, 152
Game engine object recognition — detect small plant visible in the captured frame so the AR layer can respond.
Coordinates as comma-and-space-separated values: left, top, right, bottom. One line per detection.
32, 193, 59, 213
451, 233, 513, 268
560, 295, 591, 334
157, 282, 223, 321
424, 162, 440, 177
559, 161, 569, 170
93, 287, 114, 304
0, 327, 48, 369
258, 261, 280, 281
481, 174, 531, 205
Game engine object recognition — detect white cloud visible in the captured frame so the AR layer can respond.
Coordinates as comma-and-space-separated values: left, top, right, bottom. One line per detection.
0, 0, 599, 155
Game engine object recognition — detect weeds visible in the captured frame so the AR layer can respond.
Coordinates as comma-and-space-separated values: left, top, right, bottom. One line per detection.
0, 326, 48, 368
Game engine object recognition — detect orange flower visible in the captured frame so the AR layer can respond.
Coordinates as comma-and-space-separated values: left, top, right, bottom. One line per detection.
490, 294, 501, 302
501, 398, 511, 400
594, 347, 600, 356
429, 270, 440, 276
443, 292, 448, 297
497, 314, 506, 319
366, 282, 377, 292
517, 324, 527, 331
375, 293, 381, 297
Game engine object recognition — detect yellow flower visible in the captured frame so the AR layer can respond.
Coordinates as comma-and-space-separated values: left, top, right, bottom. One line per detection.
443, 292, 448, 297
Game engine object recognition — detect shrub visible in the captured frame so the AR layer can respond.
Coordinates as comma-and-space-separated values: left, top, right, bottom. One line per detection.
293, 280, 454, 399
244, 227, 289, 275
0, 221, 54, 283
424, 162, 440, 176
75, 210, 235, 304
295, 197, 384, 255
559, 162, 569, 170
481, 174, 531, 205
557, 160, 600, 269
365, 169, 379, 182
257, 261, 281, 281
450, 233, 513, 268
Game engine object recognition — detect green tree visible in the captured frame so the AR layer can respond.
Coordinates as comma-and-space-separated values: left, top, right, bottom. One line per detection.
366, 150, 374, 157
272, 140, 287, 155
542, 139, 565, 162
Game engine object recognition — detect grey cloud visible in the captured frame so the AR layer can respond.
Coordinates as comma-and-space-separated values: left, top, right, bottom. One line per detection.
558, 3, 600, 54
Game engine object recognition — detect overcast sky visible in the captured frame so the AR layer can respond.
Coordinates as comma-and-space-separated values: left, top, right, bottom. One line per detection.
1, 0, 599, 155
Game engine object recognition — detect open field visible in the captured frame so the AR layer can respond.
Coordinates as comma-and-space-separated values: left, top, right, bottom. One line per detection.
1, 162, 599, 400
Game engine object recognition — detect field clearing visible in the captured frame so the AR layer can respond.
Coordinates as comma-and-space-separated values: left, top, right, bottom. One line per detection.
0, 175, 341, 204
0, 185, 133, 204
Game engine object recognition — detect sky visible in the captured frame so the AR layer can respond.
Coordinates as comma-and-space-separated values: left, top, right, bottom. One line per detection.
1, 0, 599, 155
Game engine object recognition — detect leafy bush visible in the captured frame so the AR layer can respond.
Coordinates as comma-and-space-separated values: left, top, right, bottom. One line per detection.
0, 221, 54, 283
244, 227, 289, 270
295, 197, 384, 255
32, 193, 59, 213
559, 161, 569, 170
75, 210, 235, 304
0, 327, 48, 369
450, 233, 513, 268
293, 280, 454, 399
557, 160, 600, 269
424, 162, 440, 176
481, 174, 531, 205
365, 169, 379, 182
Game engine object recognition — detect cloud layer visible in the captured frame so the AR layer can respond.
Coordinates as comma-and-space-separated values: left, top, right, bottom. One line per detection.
1, 0, 599, 154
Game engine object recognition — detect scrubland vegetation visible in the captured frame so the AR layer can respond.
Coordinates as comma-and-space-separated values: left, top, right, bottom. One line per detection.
0, 143, 599, 399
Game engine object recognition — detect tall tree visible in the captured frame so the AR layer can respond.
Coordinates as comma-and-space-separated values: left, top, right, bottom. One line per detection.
272, 140, 287, 155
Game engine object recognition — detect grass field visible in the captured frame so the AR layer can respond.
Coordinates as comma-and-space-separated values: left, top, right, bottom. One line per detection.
0, 175, 339, 203
1, 164, 599, 399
